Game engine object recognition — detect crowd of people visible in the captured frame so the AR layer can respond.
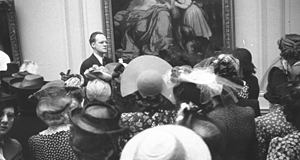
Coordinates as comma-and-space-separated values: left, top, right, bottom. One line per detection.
1, 31, 300, 160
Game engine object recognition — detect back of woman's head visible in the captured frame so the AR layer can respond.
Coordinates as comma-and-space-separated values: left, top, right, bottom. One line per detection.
232, 48, 256, 77
36, 96, 72, 127
212, 54, 241, 84
86, 79, 111, 102
281, 81, 300, 129
70, 124, 116, 159
278, 34, 300, 64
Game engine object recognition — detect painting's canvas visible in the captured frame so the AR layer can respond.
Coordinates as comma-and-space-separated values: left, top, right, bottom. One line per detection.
103, 0, 234, 65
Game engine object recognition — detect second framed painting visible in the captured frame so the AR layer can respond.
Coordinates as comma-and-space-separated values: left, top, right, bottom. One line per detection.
103, 0, 235, 65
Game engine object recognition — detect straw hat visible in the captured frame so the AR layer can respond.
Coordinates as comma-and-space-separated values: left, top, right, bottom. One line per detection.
121, 125, 211, 160
120, 55, 175, 103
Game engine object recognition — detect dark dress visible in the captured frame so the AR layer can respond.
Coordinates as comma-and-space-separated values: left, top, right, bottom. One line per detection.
28, 130, 78, 160
264, 67, 288, 104
244, 74, 259, 99
1, 138, 23, 160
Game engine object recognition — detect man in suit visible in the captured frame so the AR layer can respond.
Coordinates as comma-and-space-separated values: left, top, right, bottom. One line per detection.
80, 32, 112, 78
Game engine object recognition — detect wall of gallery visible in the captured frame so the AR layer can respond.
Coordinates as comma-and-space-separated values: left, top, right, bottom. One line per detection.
13, 0, 300, 87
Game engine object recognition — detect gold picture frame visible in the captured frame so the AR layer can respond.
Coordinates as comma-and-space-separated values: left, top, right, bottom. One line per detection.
0, 0, 22, 64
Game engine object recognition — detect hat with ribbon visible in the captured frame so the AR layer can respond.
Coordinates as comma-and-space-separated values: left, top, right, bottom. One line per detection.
9, 74, 46, 91
120, 125, 211, 160
120, 55, 175, 104
70, 101, 126, 134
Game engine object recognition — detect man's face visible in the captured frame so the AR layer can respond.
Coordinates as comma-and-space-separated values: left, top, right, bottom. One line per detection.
92, 34, 108, 54
0, 107, 15, 137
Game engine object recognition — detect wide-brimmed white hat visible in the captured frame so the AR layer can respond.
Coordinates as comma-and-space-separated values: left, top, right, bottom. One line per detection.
120, 55, 175, 104
120, 125, 211, 160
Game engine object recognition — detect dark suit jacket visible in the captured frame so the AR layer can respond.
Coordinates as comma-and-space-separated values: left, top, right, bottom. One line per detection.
80, 54, 113, 75
80, 54, 113, 85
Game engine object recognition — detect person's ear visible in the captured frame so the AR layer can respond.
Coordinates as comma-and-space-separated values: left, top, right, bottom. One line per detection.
91, 42, 96, 48
281, 59, 289, 71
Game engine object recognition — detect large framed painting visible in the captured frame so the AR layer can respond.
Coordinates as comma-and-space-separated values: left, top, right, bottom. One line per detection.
0, 0, 22, 64
103, 0, 235, 65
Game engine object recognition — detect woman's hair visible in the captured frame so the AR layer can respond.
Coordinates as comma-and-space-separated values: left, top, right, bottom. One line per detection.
36, 96, 71, 127
278, 34, 300, 65
232, 48, 256, 77
212, 54, 242, 85
281, 81, 300, 130
0, 101, 18, 118
86, 79, 112, 102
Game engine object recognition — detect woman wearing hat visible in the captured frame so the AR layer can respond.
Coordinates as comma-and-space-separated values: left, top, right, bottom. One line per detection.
211, 53, 250, 100
171, 66, 258, 160
256, 34, 300, 160
264, 34, 300, 106
266, 81, 300, 160
121, 125, 212, 160
8, 74, 48, 160
0, 91, 23, 160
69, 101, 127, 160
117, 56, 178, 148
28, 81, 78, 160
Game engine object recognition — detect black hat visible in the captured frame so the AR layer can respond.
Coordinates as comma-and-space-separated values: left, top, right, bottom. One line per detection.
0, 90, 17, 108
70, 101, 126, 134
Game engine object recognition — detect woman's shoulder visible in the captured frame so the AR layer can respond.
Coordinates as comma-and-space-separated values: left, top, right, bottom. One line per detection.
268, 66, 287, 80
3, 138, 23, 158
255, 107, 284, 123
244, 74, 258, 82
267, 131, 300, 160
30, 129, 70, 141
5, 138, 22, 150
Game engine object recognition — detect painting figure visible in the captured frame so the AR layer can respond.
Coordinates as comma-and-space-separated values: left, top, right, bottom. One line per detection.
175, 0, 212, 39
113, 0, 174, 60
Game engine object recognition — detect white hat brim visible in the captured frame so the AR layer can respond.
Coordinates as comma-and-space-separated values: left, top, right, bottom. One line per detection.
120, 55, 175, 103
121, 125, 211, 160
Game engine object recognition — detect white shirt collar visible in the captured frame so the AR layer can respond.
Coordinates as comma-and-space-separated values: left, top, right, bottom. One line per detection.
93, 53, 103, 65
